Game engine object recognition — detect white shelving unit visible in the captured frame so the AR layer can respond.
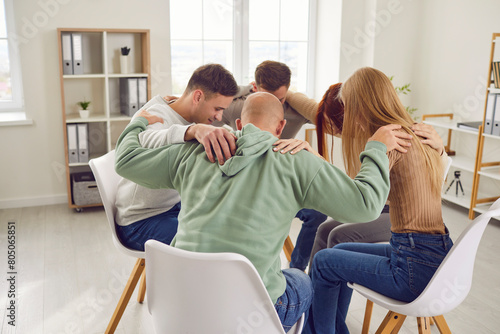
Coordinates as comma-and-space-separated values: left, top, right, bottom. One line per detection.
424, 34, 500, 221
57, 28, 151, 210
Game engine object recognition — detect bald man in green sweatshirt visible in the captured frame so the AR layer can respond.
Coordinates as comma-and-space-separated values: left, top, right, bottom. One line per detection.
114, 92, 411, 332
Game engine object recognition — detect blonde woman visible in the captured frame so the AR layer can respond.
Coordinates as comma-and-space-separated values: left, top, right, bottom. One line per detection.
302, 67, 453, 334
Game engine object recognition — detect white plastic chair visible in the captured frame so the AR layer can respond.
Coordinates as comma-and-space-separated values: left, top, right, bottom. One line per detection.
348, 197, 500, 334
145, 239, 305, 334
89, 150, 147, 334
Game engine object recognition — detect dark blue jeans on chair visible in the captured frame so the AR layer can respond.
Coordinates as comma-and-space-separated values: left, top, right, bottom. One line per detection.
290, 209, 327, 271
303, 230, 453, 334
116, 202, 181, 251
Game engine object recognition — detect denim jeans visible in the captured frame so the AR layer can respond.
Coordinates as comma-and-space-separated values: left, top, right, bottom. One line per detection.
274, 268, 313, 333
308, 206, 391, 269
290, 209, 327, 271
116, 202, 181, 251
303, 230, 453, 334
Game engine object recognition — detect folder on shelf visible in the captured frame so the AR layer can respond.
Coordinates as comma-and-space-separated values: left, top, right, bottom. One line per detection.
71, 33, 84, 75
67, 124, 79, 164
119, 78, 139, 117
77, 123, 89, 163
61, 32, 73, 75
484, 94, 497, 134
493, 108, 500, 136
138, 77, 148, 109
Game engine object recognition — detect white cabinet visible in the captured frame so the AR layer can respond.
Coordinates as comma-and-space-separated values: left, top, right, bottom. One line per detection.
57, 28, 151, 210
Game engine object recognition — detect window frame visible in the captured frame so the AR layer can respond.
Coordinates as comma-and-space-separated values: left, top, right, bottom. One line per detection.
169, 0, 317, 96
0, 0, 24, 112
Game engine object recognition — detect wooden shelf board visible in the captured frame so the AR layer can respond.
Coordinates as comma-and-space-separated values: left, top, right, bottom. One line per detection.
66, 114, 107, 123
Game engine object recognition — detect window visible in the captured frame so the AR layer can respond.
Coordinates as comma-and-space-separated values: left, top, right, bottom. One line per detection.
0, 0, 23, 112
169, 0, 315, 95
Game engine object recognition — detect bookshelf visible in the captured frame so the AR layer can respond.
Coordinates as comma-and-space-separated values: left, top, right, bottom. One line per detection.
57, 28, 151, 211
423, 33, 500, 220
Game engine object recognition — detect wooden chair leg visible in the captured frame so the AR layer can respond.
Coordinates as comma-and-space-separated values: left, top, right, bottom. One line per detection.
417, 317, 432, 334
361, 299, 374, 334
283, 235, 294, 262
429, 317, 435, 325
390, 315, 406, 334
105, 258, 145, 334
137, 270, 146, 303
375, 311, 406, 334
432, 315, 452, 334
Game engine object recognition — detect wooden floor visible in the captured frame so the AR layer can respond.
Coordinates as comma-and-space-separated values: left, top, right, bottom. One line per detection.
0, 202, 499, 333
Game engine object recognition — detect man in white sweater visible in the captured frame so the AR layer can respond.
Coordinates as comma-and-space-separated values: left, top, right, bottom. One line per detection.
114, 64, 239, 251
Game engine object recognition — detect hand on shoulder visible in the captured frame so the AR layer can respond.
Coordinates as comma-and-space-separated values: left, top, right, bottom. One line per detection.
369, 124, 412, 153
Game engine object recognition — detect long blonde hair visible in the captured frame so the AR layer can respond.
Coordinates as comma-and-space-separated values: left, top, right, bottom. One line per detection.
341, 67, 443, 196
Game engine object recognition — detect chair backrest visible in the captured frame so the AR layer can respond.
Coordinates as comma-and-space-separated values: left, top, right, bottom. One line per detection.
405, 197, 500, 317
444, 156, 452, 180
145, 239, 286, 334
89, 150, 144, 258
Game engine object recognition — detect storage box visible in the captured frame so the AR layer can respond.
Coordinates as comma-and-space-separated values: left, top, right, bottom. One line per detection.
72, 172, 102, 206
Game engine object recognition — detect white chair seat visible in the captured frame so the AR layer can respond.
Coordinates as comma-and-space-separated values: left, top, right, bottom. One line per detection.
348, 197, 500, 333
145, 239, 304, 334
90, 150, 147, 334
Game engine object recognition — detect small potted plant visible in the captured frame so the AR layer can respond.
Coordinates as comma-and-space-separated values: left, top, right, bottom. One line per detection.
77, 99, 91, 118
120, 46, 131, 74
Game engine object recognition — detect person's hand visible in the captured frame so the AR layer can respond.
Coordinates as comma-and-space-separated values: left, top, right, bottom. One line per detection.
185, 124, 237, 165
136, 110, 164, 125
273, 139, 324, 159
411, 123, 445, 156
163, 95, 179, 102
368, 124, 413, 153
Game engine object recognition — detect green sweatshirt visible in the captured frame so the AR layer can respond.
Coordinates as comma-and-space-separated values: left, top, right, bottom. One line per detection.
115, 117, 390, 303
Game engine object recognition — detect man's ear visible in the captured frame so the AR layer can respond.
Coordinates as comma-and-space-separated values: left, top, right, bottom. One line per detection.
275, 119, 286, 138
192, 89, 203, 105
236, 118, 243, 130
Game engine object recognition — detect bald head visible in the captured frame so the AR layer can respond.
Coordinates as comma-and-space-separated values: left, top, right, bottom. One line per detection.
239, 92, 286, 137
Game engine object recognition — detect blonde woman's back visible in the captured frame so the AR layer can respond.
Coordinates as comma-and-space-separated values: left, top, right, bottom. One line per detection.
387, 145, 445, 234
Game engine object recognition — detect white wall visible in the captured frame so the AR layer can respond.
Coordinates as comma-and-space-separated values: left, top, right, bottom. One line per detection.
0, 0, 171, 208
2, 0, 500, 208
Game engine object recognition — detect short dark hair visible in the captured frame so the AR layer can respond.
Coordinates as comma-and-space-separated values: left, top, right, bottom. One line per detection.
186, 64, 238, 98
254, 60, 291, 91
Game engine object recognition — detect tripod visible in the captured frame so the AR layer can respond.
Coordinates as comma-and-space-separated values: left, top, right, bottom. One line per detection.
445, 170, 465, 196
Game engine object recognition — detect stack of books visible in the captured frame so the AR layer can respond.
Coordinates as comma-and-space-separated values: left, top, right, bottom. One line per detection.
493, 62, 500, 88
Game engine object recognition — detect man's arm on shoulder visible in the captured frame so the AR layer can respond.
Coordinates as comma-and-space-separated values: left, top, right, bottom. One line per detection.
115, 117, 177, 190
302, 141, 390, 223
286, 90, 318, 124
137, 103, 191, 149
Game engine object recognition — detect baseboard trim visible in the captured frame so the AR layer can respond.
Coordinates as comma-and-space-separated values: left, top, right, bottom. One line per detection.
0, 194, 68, 209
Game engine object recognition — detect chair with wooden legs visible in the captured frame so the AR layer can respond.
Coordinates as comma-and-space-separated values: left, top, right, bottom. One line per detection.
348, 197, 500, 334
283, 236, 294, 262
90, 150, 147, 334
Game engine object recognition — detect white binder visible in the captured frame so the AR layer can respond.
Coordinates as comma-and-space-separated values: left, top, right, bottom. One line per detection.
61, 32, 73, 75
71, 33, 84, 75
138, 78, 148, 108
120, 78, 139, 116
77, 123, 89, 163
493, 109, 500, 136
67, 124, 79, 163
484, 94, 497, 134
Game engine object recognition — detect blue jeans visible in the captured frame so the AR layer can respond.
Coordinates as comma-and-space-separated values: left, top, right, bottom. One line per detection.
303, 230, 453, 334
274, 268, 313, 333
290, 209, 327, 271
116, 202, 181, 251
